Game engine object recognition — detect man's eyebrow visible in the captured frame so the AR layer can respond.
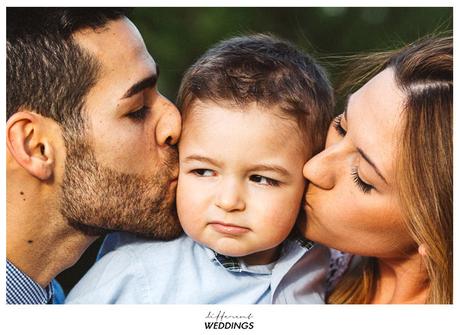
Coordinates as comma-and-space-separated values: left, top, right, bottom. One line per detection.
183, 155, 223, 167
249, 164, 291, 177
357, 148, 388, 185
121, 64, 160, 99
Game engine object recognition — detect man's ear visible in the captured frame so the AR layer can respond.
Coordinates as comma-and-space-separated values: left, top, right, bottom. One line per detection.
6, 111, 56, 180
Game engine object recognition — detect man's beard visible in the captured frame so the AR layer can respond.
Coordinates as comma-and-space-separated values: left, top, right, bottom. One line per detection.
59, 137, 182, 240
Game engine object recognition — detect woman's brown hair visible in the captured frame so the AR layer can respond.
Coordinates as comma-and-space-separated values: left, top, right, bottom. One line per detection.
328, 35, 453, 304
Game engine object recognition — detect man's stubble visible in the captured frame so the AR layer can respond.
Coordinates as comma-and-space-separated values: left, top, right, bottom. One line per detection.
59, 136, 183, 240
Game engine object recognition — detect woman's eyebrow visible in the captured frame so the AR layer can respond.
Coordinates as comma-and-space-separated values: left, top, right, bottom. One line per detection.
345, 94, 388, 185
343, 94, 351, 121
357, 147, 388, 185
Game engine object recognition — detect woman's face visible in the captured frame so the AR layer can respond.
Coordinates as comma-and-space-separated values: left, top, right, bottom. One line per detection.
301, 68, 417, 258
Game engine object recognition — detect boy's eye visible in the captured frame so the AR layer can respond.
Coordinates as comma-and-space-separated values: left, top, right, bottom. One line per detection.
127, 106, 149, 121
333, 114, 347, 137
249, 175, 279, 186
192, 169, 216, 177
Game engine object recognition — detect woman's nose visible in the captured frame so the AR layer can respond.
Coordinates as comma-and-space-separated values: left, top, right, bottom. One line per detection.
215, 179, 246, 212
303, 145, 340, 190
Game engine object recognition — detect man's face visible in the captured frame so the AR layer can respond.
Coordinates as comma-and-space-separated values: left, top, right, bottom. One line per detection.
59, 18, 182, 239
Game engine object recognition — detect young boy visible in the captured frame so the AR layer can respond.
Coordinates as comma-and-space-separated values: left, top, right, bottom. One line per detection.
66, 34, 335, 304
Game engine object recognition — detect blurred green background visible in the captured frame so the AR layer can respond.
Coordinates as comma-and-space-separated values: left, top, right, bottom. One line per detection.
56, 7, 452, 294
131, 7, 452, 102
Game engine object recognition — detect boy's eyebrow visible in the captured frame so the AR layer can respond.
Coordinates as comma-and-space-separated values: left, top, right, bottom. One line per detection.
183, 156, 290, 176
249, 164, 291, 177
183, 155, 223, 167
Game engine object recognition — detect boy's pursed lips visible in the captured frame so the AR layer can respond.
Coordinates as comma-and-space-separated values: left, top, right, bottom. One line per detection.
208, 221, 251, 235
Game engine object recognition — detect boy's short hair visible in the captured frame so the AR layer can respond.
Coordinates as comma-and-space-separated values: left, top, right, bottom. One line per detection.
177, 34, 335, 156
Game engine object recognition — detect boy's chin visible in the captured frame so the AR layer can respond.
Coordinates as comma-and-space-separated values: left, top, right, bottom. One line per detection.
203, 241, 250, 259
208, 244, 248, 258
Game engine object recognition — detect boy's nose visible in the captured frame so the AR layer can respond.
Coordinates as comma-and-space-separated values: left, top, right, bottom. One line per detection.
215, 179, 246, 212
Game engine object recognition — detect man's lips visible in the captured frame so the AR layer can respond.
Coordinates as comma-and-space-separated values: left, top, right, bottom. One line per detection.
208, 221, 250, 235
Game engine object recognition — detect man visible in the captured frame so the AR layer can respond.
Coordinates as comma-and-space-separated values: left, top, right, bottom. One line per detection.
6, 8, 182, 304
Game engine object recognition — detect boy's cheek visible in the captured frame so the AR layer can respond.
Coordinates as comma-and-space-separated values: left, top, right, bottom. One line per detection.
176, 176, 204, 215
175, 175, 190, 216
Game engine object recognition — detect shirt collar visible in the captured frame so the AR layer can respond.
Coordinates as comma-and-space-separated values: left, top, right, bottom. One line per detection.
208, 235, 316, 273
6, 259, 54, 304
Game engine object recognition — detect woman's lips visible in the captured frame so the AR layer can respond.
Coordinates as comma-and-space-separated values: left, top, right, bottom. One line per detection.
208, 221, 250, 235
168, 177, 178, 188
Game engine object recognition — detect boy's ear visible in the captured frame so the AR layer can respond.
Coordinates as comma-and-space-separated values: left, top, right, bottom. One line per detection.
6, 111, 56, 180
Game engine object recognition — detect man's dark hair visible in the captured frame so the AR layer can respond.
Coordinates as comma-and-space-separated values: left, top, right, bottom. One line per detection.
7, 8, 130, 134
177, 34, 335, 156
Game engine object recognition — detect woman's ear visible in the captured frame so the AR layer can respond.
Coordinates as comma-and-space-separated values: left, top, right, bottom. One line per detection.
6, 111, 56, 180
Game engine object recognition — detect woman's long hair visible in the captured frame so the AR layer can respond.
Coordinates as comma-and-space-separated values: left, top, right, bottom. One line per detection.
328, 35, 453, 304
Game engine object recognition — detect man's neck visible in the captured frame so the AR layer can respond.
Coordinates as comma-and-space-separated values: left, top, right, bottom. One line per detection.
372, 252, 429, 304
7, 190, 97, 288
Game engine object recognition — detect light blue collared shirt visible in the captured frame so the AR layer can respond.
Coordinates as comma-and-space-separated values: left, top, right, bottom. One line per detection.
66, 233, 329, 304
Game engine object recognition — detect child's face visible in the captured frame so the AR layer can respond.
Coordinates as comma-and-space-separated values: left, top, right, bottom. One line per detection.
177, 101, 309, 265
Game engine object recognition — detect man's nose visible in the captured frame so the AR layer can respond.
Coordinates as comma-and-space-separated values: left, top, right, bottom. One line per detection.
215, 179, 246, 212
155, 94, 182, 147
303, 144, 342, 190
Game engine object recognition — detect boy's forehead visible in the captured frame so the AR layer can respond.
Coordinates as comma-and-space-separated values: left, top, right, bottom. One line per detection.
181, 100, 309, 157
186, 99, 294, 123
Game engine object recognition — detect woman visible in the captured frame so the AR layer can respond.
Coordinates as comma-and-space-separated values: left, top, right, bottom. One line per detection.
300, 35, 452, 304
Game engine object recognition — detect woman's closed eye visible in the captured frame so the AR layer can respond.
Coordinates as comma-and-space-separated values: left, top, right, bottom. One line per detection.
191, 169, 216, 177
351, 167, 374, 194
249, 175, 280, 186
333, 114, 347, 137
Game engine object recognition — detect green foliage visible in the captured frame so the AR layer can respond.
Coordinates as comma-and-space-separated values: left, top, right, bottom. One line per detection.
130, 7, 452, 101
